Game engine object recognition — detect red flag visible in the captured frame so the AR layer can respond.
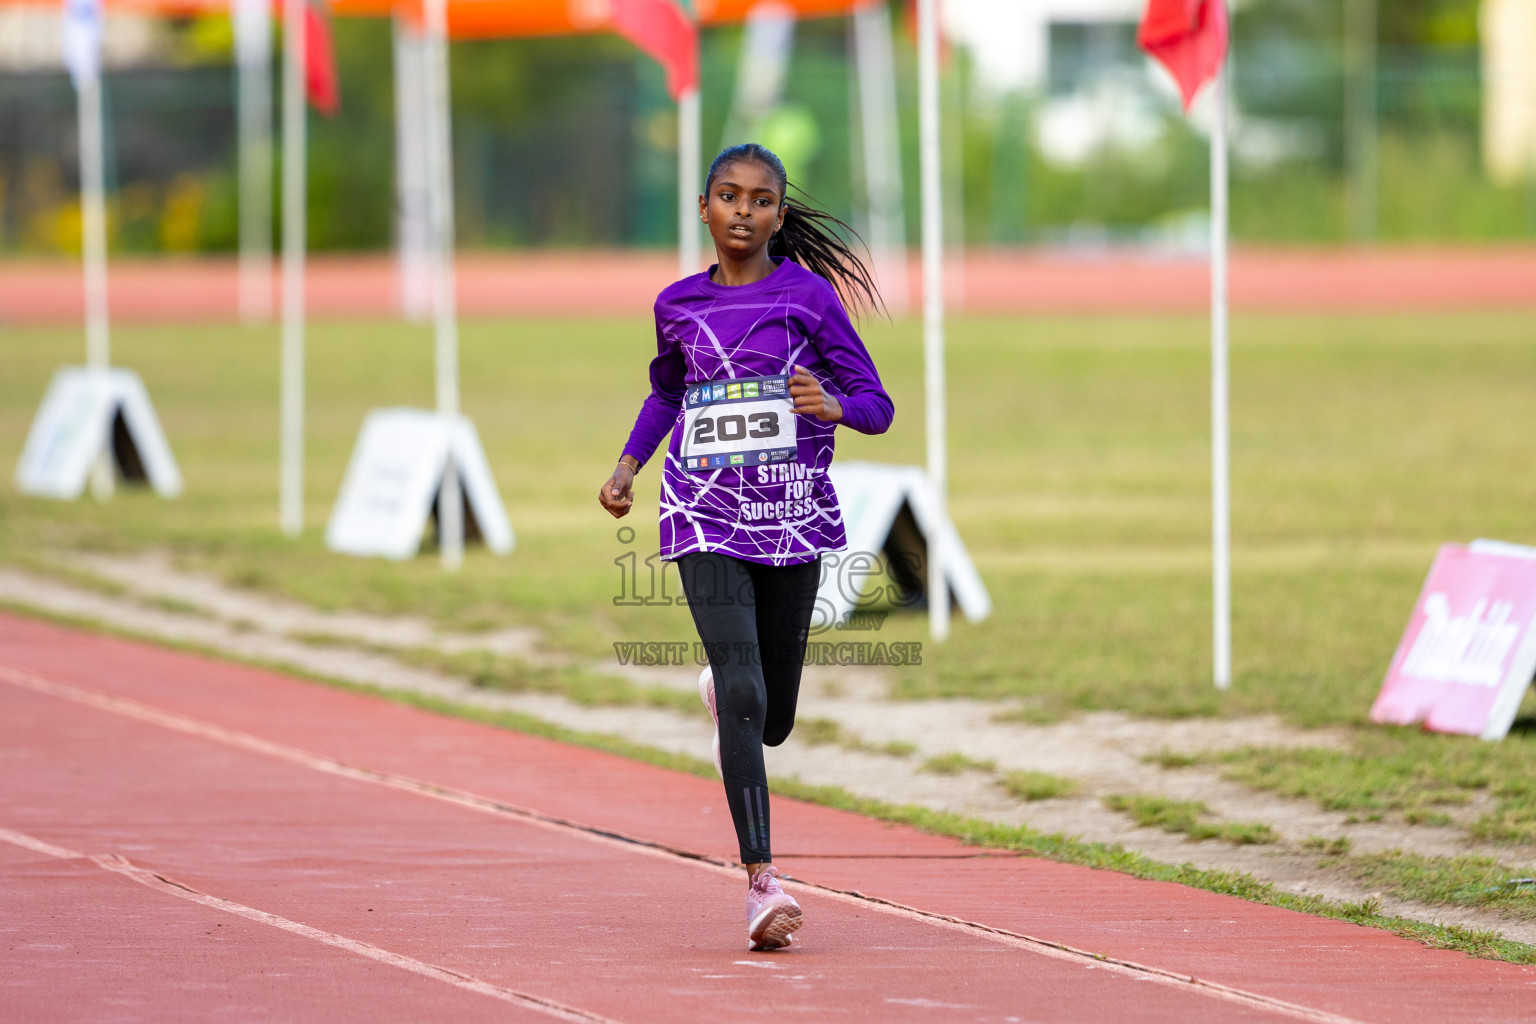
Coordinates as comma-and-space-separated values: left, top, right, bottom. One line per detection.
1137, 0, 1228, 110
609, 0, 699, 101
304, 0, 340, 115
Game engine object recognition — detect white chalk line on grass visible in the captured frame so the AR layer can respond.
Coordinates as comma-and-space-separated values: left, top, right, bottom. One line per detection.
0, 825, 620, 1024
1, 663, 1367, 1024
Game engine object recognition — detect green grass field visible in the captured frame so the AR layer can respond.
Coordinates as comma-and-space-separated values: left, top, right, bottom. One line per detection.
5, 309, 1534, 717
5, 309, 1536, 835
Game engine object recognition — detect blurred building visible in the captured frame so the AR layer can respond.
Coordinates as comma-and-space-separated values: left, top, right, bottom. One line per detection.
946, 0, 1144, 95
0, 7, 162, 72
948, 0, 1164, 172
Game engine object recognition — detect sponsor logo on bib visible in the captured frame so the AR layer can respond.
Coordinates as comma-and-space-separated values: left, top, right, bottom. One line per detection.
680, 374, 799, 474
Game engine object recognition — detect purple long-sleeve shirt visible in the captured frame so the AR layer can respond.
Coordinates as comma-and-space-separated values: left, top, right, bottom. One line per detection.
621, 258, 894, 565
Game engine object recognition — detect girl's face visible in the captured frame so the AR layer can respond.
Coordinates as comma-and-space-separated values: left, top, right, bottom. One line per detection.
700, 160, 787, 260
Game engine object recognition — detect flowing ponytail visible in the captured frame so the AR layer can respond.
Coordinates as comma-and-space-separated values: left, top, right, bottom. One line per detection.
705, 144, 883, 317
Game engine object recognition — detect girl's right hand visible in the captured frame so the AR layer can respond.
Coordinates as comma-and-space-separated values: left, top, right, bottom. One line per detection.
599, 462, 635, 518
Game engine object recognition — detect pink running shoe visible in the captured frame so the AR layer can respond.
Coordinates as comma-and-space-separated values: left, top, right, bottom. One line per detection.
697, 666, 721, 778
745, 867, 802, 951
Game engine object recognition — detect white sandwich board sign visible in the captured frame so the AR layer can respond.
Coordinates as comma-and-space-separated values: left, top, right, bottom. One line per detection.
325, 407, 514, 560
15, 367, 183, 499
816, 461, 990, 629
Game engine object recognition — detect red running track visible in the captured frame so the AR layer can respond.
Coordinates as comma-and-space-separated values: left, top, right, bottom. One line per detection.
1, 610, 1533, 1023
1, 247, 1533, 325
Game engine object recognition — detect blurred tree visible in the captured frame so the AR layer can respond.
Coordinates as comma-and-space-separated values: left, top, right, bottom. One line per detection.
1239, 0, 1478, 46
1378, 0, 1479, 46
301, 18, 394, 249
1, 0, 1521, 255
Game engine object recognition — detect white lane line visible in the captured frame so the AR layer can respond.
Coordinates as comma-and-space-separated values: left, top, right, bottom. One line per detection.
0, 825, 620, 1024
2, 663, 1367, 1024
0, 663, 728, 872
785, 881, 1367, 1024
0, 825, 82, 861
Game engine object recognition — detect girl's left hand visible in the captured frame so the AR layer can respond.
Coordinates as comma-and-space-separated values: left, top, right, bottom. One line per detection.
789, 365, 843, 423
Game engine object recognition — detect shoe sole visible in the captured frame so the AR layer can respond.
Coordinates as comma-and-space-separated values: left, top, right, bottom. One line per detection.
748, 902, 802, 952
698, 667, 721, 779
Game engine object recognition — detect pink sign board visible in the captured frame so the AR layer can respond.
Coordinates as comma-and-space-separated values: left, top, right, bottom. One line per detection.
1371, 544, 1536, 740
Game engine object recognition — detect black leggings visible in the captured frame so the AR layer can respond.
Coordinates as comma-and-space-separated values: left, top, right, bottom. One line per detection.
677, 551, 820, 865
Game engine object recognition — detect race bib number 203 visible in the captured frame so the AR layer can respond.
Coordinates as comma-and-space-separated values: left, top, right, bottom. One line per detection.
680, 374, 798, 473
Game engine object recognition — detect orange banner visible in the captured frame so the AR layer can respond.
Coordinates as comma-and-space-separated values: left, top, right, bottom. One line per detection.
1, 0, 876, 34
383, 0, 877, 38
698, 0, 875, 23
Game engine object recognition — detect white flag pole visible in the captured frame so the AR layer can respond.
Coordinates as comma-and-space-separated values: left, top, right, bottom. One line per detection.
851, 2, 908, 314
79, 71, 113, 501
1210, 59, 1232, 689
235, 0, 273, 324
393, 15, 431, 322
279, 0, 306, 536
918, 0, 949, 642
1344, 0, 1378, 243
678, 85, 701, 279
64, 0, 113, 500
78, 71, 108, 378
422, 0, 463, 569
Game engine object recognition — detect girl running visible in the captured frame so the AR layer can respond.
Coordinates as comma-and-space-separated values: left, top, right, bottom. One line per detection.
598, 143, 893, 952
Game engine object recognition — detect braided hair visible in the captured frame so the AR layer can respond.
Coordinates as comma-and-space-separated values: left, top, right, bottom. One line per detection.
704, 143, 883, 317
